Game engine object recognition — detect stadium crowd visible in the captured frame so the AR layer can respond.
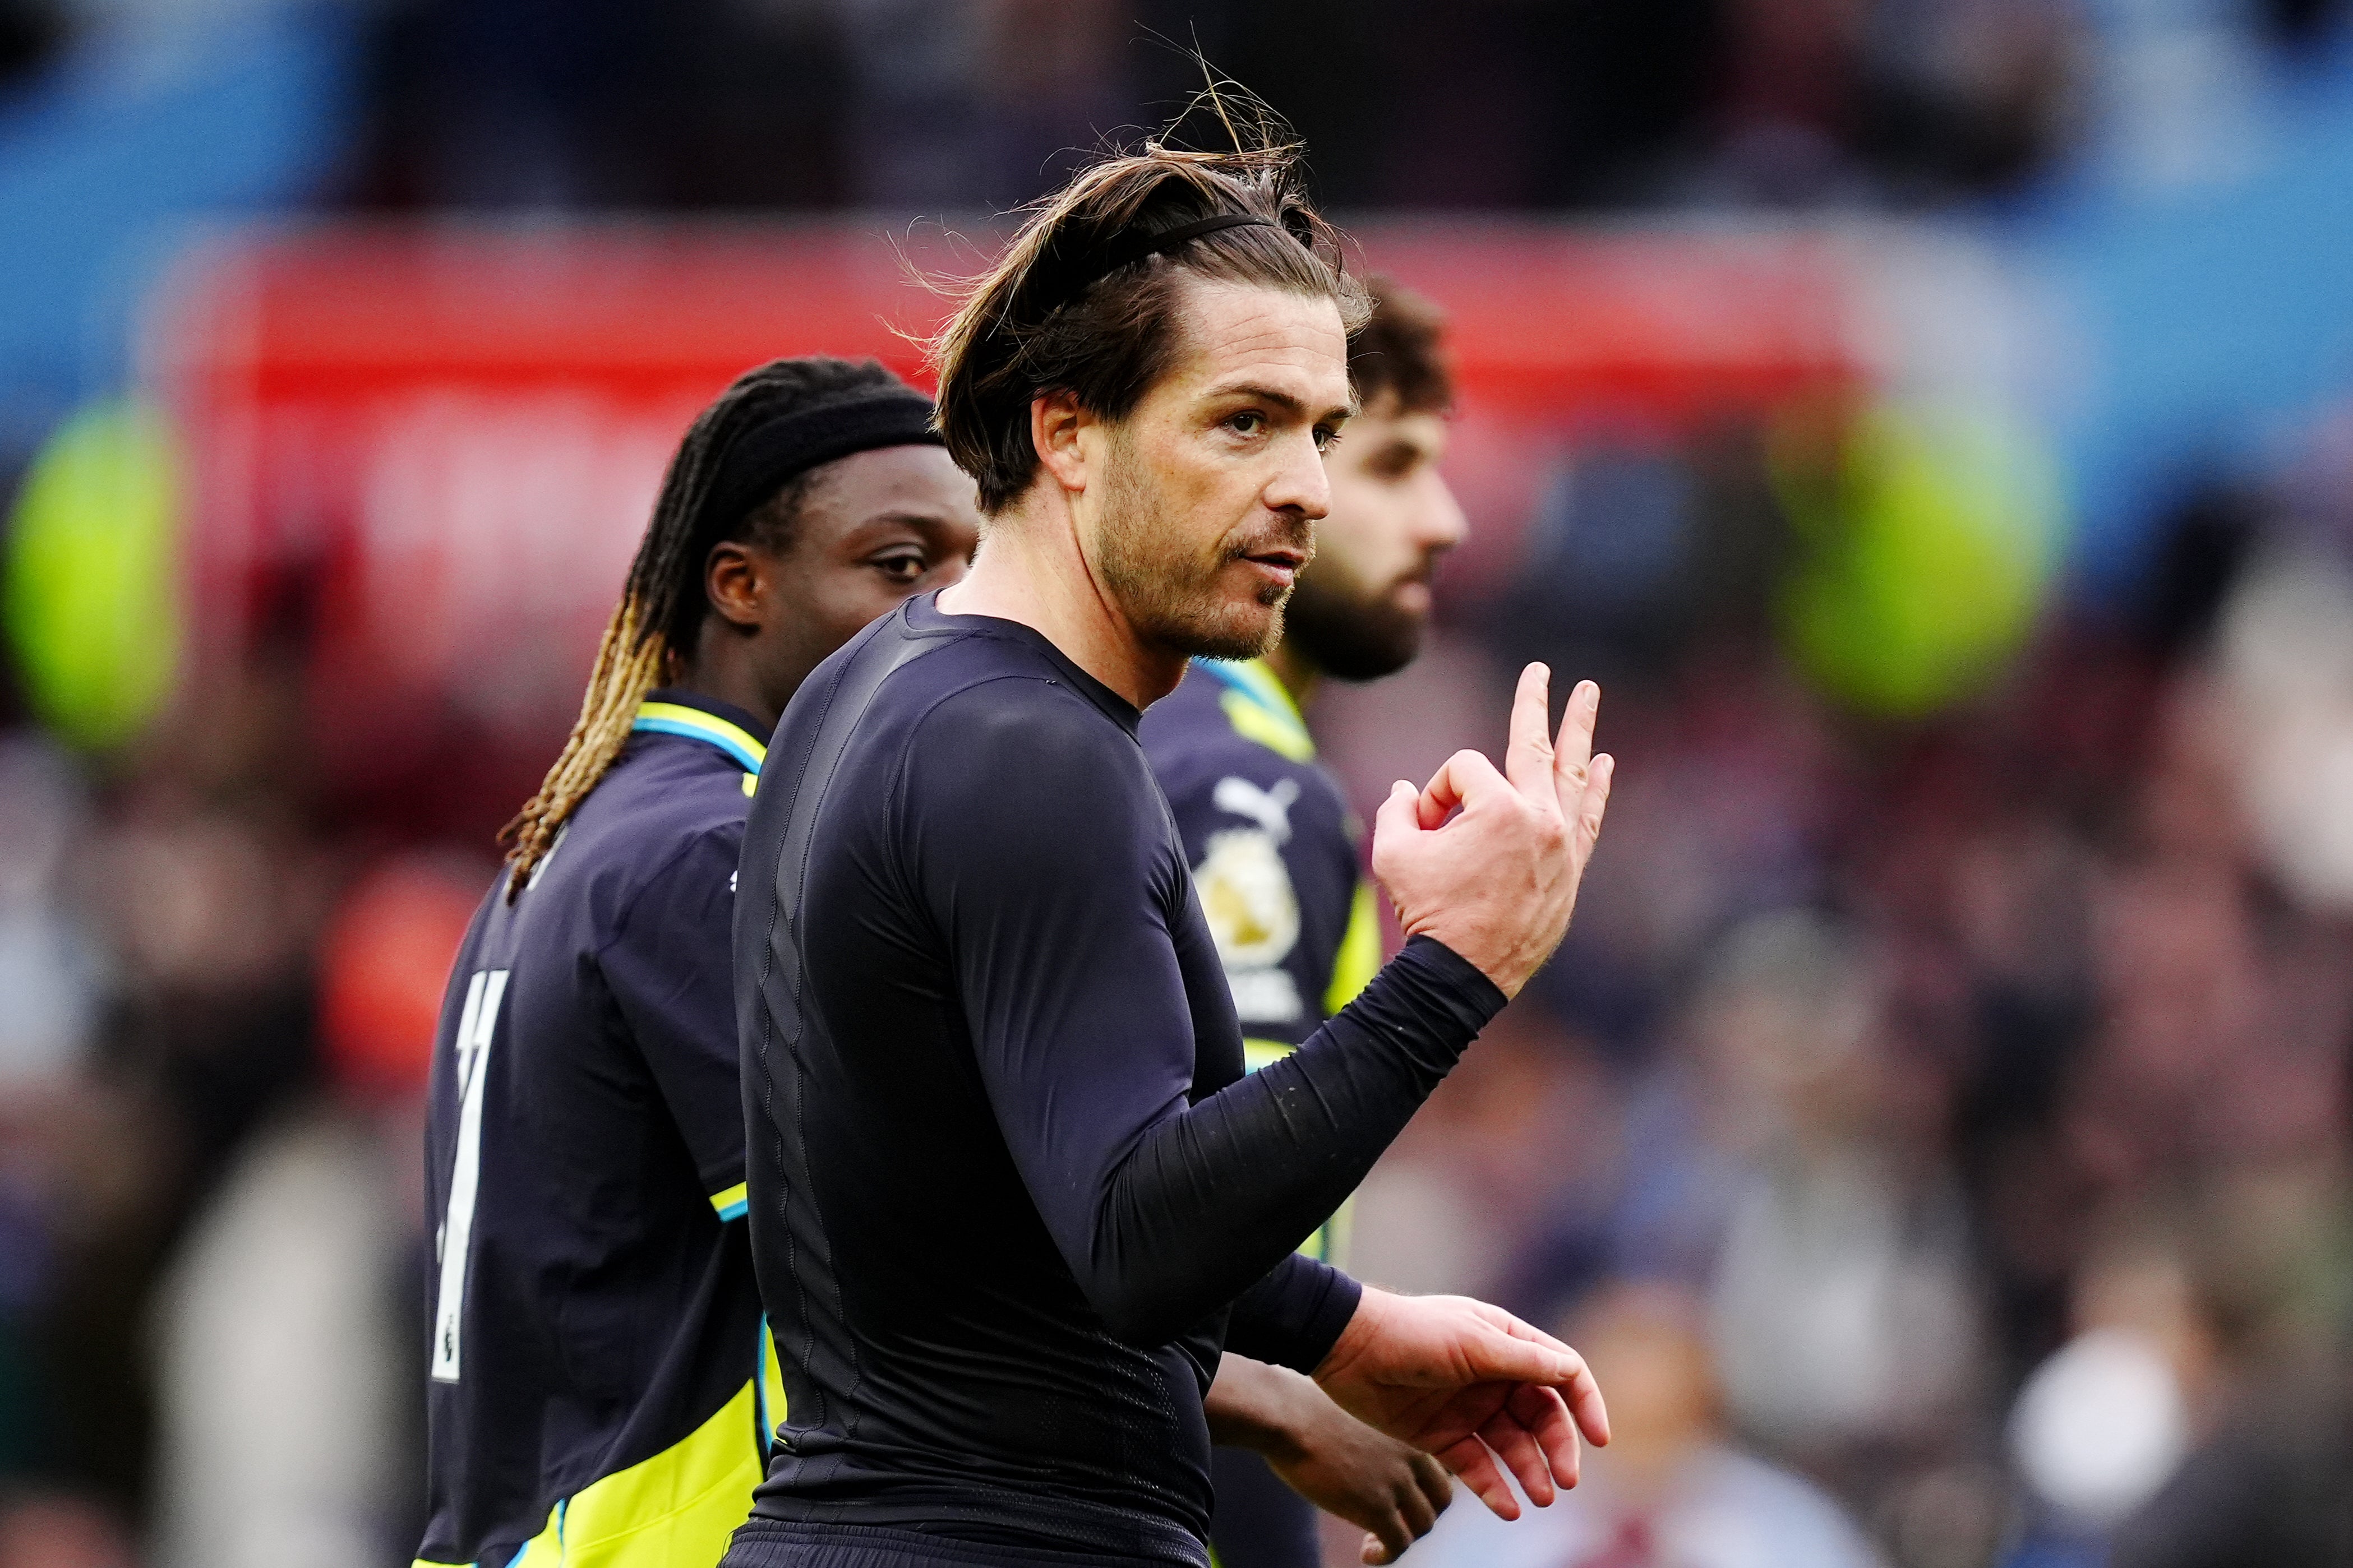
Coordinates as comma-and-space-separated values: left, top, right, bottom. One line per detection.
0, 390, 2341, 1567
0, 0, 2338, 214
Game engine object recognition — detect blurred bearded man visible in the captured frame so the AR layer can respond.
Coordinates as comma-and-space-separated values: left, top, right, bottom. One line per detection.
728, 112, 1616, 1568
1137, 280, 1468, 1568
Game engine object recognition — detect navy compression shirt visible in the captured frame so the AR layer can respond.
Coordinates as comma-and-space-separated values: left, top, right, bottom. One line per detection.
732, 592, 1506, 1565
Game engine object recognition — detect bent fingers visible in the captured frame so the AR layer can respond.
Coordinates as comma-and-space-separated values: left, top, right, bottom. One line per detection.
1478, 1404, 1559, 1508
1435, 1433, 1521, 1521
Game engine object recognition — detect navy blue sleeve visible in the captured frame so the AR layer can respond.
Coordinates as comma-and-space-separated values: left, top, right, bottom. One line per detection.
901, 684, 1505, 1361
598, 821, 749, 1204
1223, 1254, 1363, 1372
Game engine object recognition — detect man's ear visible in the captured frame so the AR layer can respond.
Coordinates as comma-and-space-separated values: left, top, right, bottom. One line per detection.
1031, 390, 1093, 494
703, 540, 767, 632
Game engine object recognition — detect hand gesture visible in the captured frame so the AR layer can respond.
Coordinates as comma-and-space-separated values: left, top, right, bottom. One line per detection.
1371, 666, 1613, 998
1312, 1287, 1609, 1521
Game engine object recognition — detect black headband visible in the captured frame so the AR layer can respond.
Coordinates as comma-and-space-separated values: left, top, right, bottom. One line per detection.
700, 388, 942, 539
1030, 213, 1288, 317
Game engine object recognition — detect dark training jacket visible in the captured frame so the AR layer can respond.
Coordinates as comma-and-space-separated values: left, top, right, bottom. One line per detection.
419, 690, 785, 1568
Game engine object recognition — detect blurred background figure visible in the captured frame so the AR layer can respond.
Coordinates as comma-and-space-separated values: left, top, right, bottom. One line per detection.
0, 2, 2347, 1566
149, 853, 478, 1568
1408, 1280, 1887, 1567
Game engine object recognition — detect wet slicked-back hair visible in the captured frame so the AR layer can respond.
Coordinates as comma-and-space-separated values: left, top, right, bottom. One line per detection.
1351, 277, 1454, 415
499, 355, 908, 896
930, 96, 1368, 515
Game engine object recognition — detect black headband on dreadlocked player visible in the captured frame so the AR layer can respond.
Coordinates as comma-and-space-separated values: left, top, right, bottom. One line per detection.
1027, 212, 1290, 319
698, 387, 943, 544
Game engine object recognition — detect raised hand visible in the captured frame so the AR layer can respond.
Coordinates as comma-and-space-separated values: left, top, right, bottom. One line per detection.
1370, 665, 1613, 998
1312, 1287, 1609, 1522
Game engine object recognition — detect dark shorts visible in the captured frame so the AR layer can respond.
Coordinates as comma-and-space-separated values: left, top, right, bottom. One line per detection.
723, 1519, 1182, 1568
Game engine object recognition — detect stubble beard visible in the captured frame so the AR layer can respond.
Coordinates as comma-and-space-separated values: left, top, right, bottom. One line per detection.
1095, 437, 1302, 663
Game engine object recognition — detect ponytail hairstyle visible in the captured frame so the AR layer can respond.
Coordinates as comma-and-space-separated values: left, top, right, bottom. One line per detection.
929, 85, 1368, 517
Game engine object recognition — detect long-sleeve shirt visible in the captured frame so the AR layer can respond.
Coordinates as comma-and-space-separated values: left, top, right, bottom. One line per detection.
733, 591, 1504, 1565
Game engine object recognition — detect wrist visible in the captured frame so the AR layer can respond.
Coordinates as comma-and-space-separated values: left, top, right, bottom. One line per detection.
1414, 928, 1523, 998
1206, 1354, 1314, 1460
1392, 934, 1514, 1020
1313, 1283, 1390, 1386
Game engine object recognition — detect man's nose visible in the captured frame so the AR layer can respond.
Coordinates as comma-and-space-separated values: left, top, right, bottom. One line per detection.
1418, 474, 1468, 550
1265, 431, 1332, 520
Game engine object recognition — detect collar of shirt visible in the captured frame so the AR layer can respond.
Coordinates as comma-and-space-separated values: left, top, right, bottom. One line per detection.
633, 687, 768, 775
905, 591, 1144, 736
1192, 657, 1314, 762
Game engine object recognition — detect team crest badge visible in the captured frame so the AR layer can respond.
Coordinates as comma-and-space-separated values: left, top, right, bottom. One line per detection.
1196, 828, 1301, 970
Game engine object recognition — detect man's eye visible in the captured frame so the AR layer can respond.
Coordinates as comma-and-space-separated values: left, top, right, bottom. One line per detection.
1314, 427, 1342, 454
873, 553, 926, 583
1225, 411, 1266, 436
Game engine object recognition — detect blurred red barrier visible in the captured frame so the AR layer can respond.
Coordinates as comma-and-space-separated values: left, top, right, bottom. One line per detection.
146, 221, 1865, 836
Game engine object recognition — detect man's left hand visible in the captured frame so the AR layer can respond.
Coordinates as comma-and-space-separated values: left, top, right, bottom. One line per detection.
1312, 1287, 1609, 1520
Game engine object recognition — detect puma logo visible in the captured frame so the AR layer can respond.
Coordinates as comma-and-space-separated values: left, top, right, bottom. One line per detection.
1212, 775, 1299, 844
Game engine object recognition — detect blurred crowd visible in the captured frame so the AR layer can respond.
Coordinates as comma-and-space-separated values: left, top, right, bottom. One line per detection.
352, 0, 2340, 213
0, 0, 2339, 217
1309, 409, 2353, 1565
0, 383, 2343, 1568
0, 647, 483, 1565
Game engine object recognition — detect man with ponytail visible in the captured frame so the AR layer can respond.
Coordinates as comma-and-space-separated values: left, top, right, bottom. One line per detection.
730, 103, 1617, 1568
416, 357, 981, 1568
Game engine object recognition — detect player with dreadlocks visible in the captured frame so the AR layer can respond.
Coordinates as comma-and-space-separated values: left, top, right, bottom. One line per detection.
415, 356, 982, 1568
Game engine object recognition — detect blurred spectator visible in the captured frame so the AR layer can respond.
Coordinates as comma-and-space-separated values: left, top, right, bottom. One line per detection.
1349, 1003, 1625, 1308
150, 853, 482, 1568
8, 662, 330, 1523
2006, 1232, 2202, 1546
0, 737, 95, 1090
1406, 1280, 1887, 1568
1697, 914, 1985, 1463
2008, 1187, 2353, 1568
2215, 548, 2353, 910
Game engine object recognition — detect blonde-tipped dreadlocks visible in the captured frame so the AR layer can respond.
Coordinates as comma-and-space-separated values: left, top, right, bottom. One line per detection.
499, 599, 668, 896
500, 356, 913, 896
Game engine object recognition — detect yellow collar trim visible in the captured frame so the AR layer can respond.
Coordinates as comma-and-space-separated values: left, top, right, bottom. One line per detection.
632, 701, 766, 773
